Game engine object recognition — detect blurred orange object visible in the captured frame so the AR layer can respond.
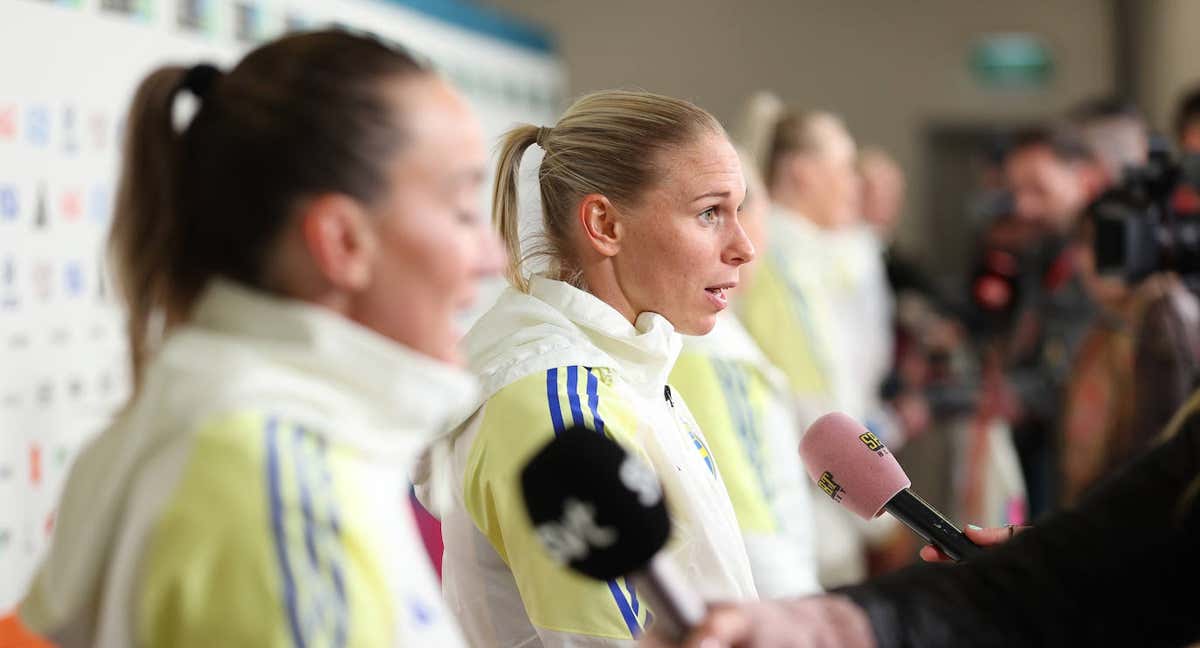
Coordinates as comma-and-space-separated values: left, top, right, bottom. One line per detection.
0, 612, 56, 648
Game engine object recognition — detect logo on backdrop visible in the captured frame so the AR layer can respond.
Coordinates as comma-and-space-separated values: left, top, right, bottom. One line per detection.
176, 0, 217, 34
26, 105, 50, 149
233, 2, 265, 44
0, 104, 16, 141
89, 183, 111, 224
60, 186, 83, 222
88, 111, 108, 151
100, 0, 153, 20
61, 105, 79, 156
34, 182, 48, 229
0, 184, 18, 223
33, 260, 53, 301
64, 260, 85, 299
2, 256, 18, 311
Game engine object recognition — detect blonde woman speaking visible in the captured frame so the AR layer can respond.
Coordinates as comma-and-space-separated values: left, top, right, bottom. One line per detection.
428, 90, 758, 647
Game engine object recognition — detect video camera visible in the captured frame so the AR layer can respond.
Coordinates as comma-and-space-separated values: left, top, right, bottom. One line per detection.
1091, 147, 1200, 286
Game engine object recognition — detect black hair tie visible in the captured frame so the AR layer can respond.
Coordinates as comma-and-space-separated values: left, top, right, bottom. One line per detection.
180, 63, 222, 101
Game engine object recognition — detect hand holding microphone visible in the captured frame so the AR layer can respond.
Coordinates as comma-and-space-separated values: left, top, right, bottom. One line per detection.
920, 524, 1029, 562
800, 412, 984, 561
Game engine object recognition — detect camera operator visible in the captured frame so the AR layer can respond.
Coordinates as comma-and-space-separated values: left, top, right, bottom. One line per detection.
1174, 85, 1200, 155
1079, 142, 1200, 495
991, 126, 1102, 518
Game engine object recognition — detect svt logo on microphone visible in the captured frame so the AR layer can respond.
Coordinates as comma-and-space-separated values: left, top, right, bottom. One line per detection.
536, 498, 618, 565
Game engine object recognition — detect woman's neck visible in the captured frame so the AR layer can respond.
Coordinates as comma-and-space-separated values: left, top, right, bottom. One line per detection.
579, 259, 639, 326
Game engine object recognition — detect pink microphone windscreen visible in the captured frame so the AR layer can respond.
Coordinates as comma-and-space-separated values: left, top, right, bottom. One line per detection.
799, 412, 911, 519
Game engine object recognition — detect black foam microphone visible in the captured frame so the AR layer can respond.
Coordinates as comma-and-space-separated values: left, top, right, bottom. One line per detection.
521, 425, 704, 642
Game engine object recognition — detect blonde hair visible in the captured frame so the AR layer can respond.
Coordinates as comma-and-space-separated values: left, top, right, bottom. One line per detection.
491, 90, 723, 291
734, 91, 851, 191
765, 111, 850, 186
734, 91, 784, 185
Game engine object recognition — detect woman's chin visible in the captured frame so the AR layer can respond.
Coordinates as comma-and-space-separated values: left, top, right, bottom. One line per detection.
676, 313, 717, 336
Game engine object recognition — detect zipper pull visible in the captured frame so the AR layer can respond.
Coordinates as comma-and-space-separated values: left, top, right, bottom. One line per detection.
663, 385, 674, 407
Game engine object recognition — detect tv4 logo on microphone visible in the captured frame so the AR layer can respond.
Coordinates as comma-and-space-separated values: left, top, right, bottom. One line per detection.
537, 497, 617, 565
818, 471, 845, 503
858, 431, 889, 457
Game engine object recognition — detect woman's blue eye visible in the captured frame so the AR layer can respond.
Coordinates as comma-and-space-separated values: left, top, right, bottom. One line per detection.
699, 207, 720, 225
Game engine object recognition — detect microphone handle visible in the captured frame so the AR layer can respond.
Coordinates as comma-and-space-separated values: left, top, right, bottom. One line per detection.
630, 554, 707, 643
884, 489, 984, 561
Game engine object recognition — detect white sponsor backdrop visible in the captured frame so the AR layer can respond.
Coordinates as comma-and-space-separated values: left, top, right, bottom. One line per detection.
0, 0, 563, 611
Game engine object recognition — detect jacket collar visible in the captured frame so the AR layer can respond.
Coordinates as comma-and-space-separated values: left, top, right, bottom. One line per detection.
681, 312, 790, 392
183, 279, 478, 437
770, 202, 826, 243
465, 275, 682, 401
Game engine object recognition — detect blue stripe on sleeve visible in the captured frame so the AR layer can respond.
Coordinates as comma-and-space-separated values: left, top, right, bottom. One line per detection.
585, 368, 606, 436
624, 576, 640, 616
310, 428, 348, 648
294, 426, 321, 574
566, 366, 585, 429
547, 366, 640, 637
266, 417, 307, 648
547, 368, 565, 435
607, 579, 642, 638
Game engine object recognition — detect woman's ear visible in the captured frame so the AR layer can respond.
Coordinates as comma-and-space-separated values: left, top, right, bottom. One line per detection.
300, 193, 378, 291
577, 193, 622, 257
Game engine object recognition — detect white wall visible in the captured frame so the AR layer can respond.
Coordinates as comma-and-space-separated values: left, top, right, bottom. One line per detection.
1134, 0, 1200, 137
0, 0, 562, 611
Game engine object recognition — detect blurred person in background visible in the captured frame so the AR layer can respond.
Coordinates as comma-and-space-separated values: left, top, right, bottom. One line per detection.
1056, 98, 1155, 504
426, 90, 758, 648
18, 29, 503, 648
1061, 223, 1200, 504
1053, 96, 1200, 505
1070, 97, 1148, 186
834, 150, 907, 451
862, 148, 1027, 532
669, 148, 821, 599
857, 148, 934, 447
734, 93, 857, 418
735, 93, 908, 588
858, 148, 906, 241
1170, 86, 1200, 215
1174, 84, 1200, 155
990, 126, 1101, 518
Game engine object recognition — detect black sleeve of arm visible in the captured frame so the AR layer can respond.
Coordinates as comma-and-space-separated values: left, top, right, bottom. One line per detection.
836, 415, 1200, 648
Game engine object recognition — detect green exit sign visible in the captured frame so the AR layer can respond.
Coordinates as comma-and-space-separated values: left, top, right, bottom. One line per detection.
970, 33, 1053, 89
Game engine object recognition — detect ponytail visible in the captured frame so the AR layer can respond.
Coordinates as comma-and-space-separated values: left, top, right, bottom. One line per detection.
107, 66, 190, 388
106, 30, 428, 390
491, 90, 723, 294
733, 91, 784, 184
490, 124, 540, 292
